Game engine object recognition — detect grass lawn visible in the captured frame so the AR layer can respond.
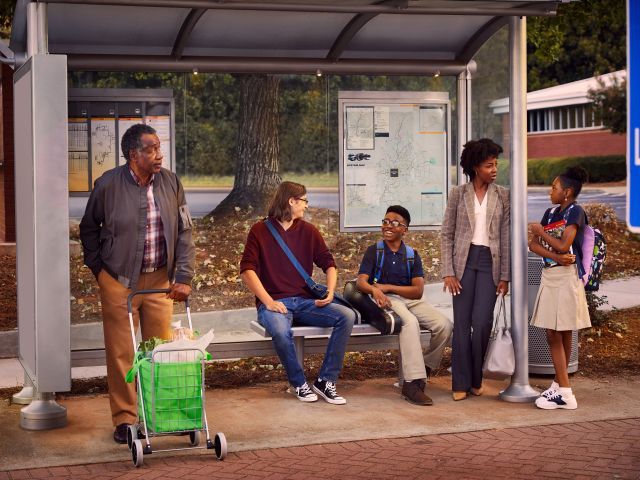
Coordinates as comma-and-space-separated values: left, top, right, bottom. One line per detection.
181, 171, 339, 188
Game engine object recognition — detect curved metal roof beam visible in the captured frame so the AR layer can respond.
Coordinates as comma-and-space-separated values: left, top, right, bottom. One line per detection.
327, 0, 408, 63
172, 8, 206, 60
37, 0, 559, 17
457, 16, 510, 64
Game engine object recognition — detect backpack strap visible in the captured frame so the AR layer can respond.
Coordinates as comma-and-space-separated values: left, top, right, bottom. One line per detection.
404, 245, 414, 281
373, 240, 385, 283
373, 240, 415, 283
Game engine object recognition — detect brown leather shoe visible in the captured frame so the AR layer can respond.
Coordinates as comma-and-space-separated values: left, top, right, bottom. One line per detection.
402, 379, 433, 406
452, 391, 468, 401
113, 423, 129, 444
470, 386, 484, 396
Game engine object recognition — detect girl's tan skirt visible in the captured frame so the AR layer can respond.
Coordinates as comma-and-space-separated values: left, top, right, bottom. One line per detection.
530, 264, 591, 331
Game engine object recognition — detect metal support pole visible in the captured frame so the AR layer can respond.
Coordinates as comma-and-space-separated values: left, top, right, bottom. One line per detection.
18, 5, 69, 427
500, 16, 538, 402
26, 2, 38, 58
456, 68, 470, 185
11, 373, 34, 405
36, 2, 49, 54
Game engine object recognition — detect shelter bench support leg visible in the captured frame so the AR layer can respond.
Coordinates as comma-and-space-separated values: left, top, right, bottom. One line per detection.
294, 337, 304, 370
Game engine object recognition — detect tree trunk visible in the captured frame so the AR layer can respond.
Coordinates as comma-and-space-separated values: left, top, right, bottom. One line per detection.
208, 75, 281, 217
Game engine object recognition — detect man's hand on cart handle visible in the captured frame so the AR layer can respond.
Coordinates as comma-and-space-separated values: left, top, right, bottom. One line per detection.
167, 282, 191, 301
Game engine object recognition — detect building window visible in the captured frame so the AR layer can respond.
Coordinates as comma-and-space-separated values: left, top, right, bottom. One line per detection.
527, 104, 604, 133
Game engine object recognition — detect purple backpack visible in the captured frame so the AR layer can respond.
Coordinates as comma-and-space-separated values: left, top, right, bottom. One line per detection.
550, 205, 606, 291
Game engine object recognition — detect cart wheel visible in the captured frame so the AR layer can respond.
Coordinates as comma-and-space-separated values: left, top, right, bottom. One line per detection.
127, 425, 137, 450
189, 431, 200, 447
131, 439, 144, 467
214, 432, 227, 460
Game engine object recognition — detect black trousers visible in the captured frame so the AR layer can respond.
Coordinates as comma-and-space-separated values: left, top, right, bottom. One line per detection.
451, 245, 498, 392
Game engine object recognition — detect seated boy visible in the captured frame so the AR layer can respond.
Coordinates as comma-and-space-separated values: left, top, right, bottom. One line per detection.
356, 205, 453, 405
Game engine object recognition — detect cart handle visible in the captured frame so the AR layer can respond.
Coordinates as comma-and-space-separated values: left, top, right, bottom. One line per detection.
127, 288, 190, 314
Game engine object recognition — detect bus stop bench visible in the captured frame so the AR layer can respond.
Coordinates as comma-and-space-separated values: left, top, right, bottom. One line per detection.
70, 322, 431, 382
249, 320, 431, 381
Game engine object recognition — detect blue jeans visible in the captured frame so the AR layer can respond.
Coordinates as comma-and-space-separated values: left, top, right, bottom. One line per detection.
257, 297, 356, 387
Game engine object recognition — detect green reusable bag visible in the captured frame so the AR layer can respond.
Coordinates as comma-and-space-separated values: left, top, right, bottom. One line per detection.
128, 352, 205, 433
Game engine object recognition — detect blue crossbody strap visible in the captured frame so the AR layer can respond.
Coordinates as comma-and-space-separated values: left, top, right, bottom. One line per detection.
264, 218, 316, 289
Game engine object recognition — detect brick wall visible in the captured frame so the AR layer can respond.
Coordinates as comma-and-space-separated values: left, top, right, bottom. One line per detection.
498, 115, 626, 160
528, 129, 626, 159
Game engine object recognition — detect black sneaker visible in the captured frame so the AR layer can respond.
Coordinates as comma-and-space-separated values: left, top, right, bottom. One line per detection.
294, 382, 318, 402
312, 379, 346, 405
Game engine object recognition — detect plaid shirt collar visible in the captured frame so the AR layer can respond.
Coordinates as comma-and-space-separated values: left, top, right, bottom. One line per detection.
129, 167, 154, 187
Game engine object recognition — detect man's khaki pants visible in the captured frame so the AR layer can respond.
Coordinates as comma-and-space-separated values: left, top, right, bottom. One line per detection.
388, 295, 453, 382
98, 268, 173, 426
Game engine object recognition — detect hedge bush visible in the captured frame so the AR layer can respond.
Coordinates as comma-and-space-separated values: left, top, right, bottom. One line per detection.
495, 155, 626, 185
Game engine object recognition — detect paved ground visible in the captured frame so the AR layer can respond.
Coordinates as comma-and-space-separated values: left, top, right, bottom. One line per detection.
2, 418, 638, 479
2, 375, 640, 476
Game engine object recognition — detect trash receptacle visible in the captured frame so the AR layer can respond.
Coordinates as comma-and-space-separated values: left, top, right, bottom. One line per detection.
527, 252, 578, 374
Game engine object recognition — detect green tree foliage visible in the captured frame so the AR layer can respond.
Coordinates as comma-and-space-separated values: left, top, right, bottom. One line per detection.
527, 0, 626, 91
0, 0, 14, 38
588, 77, 627, 134
68, 71, 239, 177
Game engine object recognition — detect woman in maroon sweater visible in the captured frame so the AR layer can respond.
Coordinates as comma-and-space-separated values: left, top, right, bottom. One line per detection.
240, 182, 356, 404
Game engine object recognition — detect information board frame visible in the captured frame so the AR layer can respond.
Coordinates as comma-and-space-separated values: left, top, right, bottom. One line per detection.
628, 0, 640, 233
67, 88, 175, 194
338, 91, 451, 232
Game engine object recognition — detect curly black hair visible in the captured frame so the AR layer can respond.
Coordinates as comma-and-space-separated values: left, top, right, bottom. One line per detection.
558, 166, 589, 198
460, 138, 503, 180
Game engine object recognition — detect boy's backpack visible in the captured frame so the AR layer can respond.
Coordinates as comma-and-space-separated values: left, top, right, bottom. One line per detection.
372, 240, 414, 284
547, 205, 606, 291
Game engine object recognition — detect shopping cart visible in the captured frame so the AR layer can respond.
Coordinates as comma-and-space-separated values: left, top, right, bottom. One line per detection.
125, 289, 227, 467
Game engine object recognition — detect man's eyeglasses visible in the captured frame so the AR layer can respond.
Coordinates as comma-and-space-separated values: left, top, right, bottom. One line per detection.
139, 143, 162, 156
382, 218, 407, 228
296, 197, 309, 205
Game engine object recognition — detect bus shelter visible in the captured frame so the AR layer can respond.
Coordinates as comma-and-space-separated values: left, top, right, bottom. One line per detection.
6, 0, 565, 429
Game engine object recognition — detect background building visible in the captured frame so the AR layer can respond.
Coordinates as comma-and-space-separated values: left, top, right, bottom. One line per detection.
490, 70, 626, 159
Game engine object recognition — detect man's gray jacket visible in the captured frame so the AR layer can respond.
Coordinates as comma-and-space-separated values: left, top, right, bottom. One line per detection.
80, 165, 196, 289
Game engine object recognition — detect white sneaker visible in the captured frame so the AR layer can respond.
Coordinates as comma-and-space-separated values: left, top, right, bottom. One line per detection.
540, 381, 560, 399
535, 391, 578, 410
294, 382, 318, 402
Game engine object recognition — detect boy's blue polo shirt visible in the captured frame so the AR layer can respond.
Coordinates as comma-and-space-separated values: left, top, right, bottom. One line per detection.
358, 241, 424, 286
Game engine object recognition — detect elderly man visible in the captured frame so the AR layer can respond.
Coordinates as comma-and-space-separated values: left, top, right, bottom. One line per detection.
80, 124, 195, 444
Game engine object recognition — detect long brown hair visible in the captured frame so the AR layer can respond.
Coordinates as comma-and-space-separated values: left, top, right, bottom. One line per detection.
268, 181, 306, 221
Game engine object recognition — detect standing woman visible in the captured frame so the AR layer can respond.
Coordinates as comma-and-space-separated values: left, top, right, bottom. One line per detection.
441, 139, 510, 401
528, 167, 590, 410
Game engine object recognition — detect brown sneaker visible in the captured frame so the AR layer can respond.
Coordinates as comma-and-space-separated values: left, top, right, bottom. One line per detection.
402, 379, 433, 406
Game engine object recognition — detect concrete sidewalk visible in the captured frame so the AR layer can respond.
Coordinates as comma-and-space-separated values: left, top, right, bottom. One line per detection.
1, 374, 639, 472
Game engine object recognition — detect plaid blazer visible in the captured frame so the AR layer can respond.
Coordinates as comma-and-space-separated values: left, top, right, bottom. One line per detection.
440, 182, 511, 286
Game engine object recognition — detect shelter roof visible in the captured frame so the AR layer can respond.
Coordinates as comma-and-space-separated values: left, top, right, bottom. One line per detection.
10, 0, 564, 75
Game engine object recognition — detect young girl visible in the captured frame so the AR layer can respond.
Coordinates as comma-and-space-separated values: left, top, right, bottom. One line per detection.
528, 166, 591, 410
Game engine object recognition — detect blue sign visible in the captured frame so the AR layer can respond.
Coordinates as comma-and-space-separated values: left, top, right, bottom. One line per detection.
628, 0, 640, 232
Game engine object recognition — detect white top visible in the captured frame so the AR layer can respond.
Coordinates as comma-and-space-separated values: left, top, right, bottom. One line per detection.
471, 194, 489, 246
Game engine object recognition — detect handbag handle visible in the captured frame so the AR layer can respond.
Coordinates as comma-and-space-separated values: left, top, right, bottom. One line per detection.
491, 293, 508, 337
264, 218, 317, 290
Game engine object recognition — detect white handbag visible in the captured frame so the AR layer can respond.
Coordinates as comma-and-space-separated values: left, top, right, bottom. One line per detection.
482, 294, 515, 380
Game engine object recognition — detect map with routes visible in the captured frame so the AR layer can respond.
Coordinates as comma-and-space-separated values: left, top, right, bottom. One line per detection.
341, 100, 448, 230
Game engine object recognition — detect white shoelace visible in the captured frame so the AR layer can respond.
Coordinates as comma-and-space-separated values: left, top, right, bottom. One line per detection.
541, 387, 557, 398
297, 383, 314, 396
325, 381, 342, 398
541, 382, 559, 398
